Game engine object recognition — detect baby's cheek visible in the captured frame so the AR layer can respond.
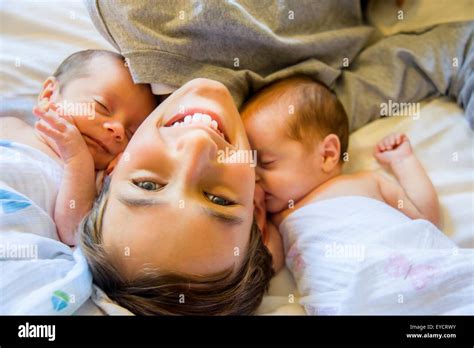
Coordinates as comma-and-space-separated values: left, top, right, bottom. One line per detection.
267, 171, 290, 195
116, 139, 129, 153
76, 117, 104, 140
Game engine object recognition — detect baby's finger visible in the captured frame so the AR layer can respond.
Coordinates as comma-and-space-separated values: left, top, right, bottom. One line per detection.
35, 120, 64, 140
399, 133, 408, 144
49, 103, 59, 114
390, 134, 397, 147
37, 99, 50, 110
32, 106, 43, 118
32, 103, 51, 117
58, 113, 76, 125
38, 100, 55, 114
35, 110, 67, 132
392, 134, 401, 146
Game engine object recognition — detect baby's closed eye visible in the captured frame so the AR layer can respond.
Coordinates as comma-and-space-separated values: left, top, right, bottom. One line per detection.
259, 158, 277, 169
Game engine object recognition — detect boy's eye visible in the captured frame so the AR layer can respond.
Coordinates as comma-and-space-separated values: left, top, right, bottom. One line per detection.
133, 180, 161, 191
206, 193, 235, 206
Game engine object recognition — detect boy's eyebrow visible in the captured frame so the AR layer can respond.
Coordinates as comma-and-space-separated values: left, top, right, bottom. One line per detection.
117, 195, 164, 207
199, 206, 244, 226
116, 194, 244, 226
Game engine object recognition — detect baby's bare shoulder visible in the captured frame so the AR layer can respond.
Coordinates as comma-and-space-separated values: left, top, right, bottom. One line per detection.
0, 117, 31, 139
337, 171, 379, 186
307, 171, 381, 201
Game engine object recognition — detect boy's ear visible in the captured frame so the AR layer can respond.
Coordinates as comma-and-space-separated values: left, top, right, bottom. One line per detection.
319, 134, 341, 173
38, 77, 60, 104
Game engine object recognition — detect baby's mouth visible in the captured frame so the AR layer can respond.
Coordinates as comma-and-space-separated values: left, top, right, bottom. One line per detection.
264, 190, 274, 201
83, 134, 112, 154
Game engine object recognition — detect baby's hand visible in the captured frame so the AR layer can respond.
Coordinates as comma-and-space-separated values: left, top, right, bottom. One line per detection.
33, 102, 91, 165
374, 133, 413, 166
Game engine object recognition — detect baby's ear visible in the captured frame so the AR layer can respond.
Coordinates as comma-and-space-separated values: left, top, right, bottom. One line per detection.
106, 153, 123, 175
37, 77, 59, 104
320, 133, 341, 173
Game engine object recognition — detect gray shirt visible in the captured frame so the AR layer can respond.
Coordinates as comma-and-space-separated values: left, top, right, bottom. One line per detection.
85, 0, 473, 130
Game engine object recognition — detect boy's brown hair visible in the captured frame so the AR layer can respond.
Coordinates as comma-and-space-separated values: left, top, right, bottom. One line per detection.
242, 76, 349, 161
79, 178, 274, 315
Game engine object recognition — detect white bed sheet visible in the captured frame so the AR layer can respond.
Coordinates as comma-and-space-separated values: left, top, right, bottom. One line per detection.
1, 0, 472, 316
0, 0, 113, 123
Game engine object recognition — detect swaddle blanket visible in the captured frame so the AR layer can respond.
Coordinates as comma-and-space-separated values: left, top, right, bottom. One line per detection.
0, 141, 92, 314
280, 196, 474, 315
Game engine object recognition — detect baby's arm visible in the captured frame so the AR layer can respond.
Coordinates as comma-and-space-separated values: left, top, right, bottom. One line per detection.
374, 133, 440, 227
34, 104, 96, 246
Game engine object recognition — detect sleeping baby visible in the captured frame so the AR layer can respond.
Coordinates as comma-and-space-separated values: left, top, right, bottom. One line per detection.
0, 49, 157, 246
242, 76, 474, 315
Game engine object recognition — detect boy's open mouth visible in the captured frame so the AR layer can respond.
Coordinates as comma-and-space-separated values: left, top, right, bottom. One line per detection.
164, 108, 232, 145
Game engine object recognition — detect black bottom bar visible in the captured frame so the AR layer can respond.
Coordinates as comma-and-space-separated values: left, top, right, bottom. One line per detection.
1, 315, 472, 346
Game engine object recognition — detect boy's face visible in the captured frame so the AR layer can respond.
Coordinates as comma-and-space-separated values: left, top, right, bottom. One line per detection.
42, 55, 157, 169
102, 78, 257, 277
243, 104, 325, 214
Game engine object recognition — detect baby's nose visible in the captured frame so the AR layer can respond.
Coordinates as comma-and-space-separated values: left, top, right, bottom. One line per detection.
104, 121, 125, 142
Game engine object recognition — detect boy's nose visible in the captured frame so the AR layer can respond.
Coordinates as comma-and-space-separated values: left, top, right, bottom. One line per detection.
176, 129, 218, 184
104, 121, 125, 142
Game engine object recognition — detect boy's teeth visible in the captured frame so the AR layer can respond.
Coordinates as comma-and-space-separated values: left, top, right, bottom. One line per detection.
202, 114, 212, 124
171, 113, 224, 139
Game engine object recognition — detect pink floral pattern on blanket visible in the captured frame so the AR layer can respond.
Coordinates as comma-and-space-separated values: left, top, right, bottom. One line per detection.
286, 245, 306, 274
384, 253, 437, 290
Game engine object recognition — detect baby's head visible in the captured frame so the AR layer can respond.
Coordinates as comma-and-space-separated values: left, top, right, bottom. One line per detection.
79, 78, 275, 315
38, 49, 158, 169
242, 76, 349, 213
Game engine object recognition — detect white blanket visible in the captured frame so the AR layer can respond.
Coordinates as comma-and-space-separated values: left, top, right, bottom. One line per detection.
0, 141, 92, 315
0, 1, 472, 315
280, 196, 474, 315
